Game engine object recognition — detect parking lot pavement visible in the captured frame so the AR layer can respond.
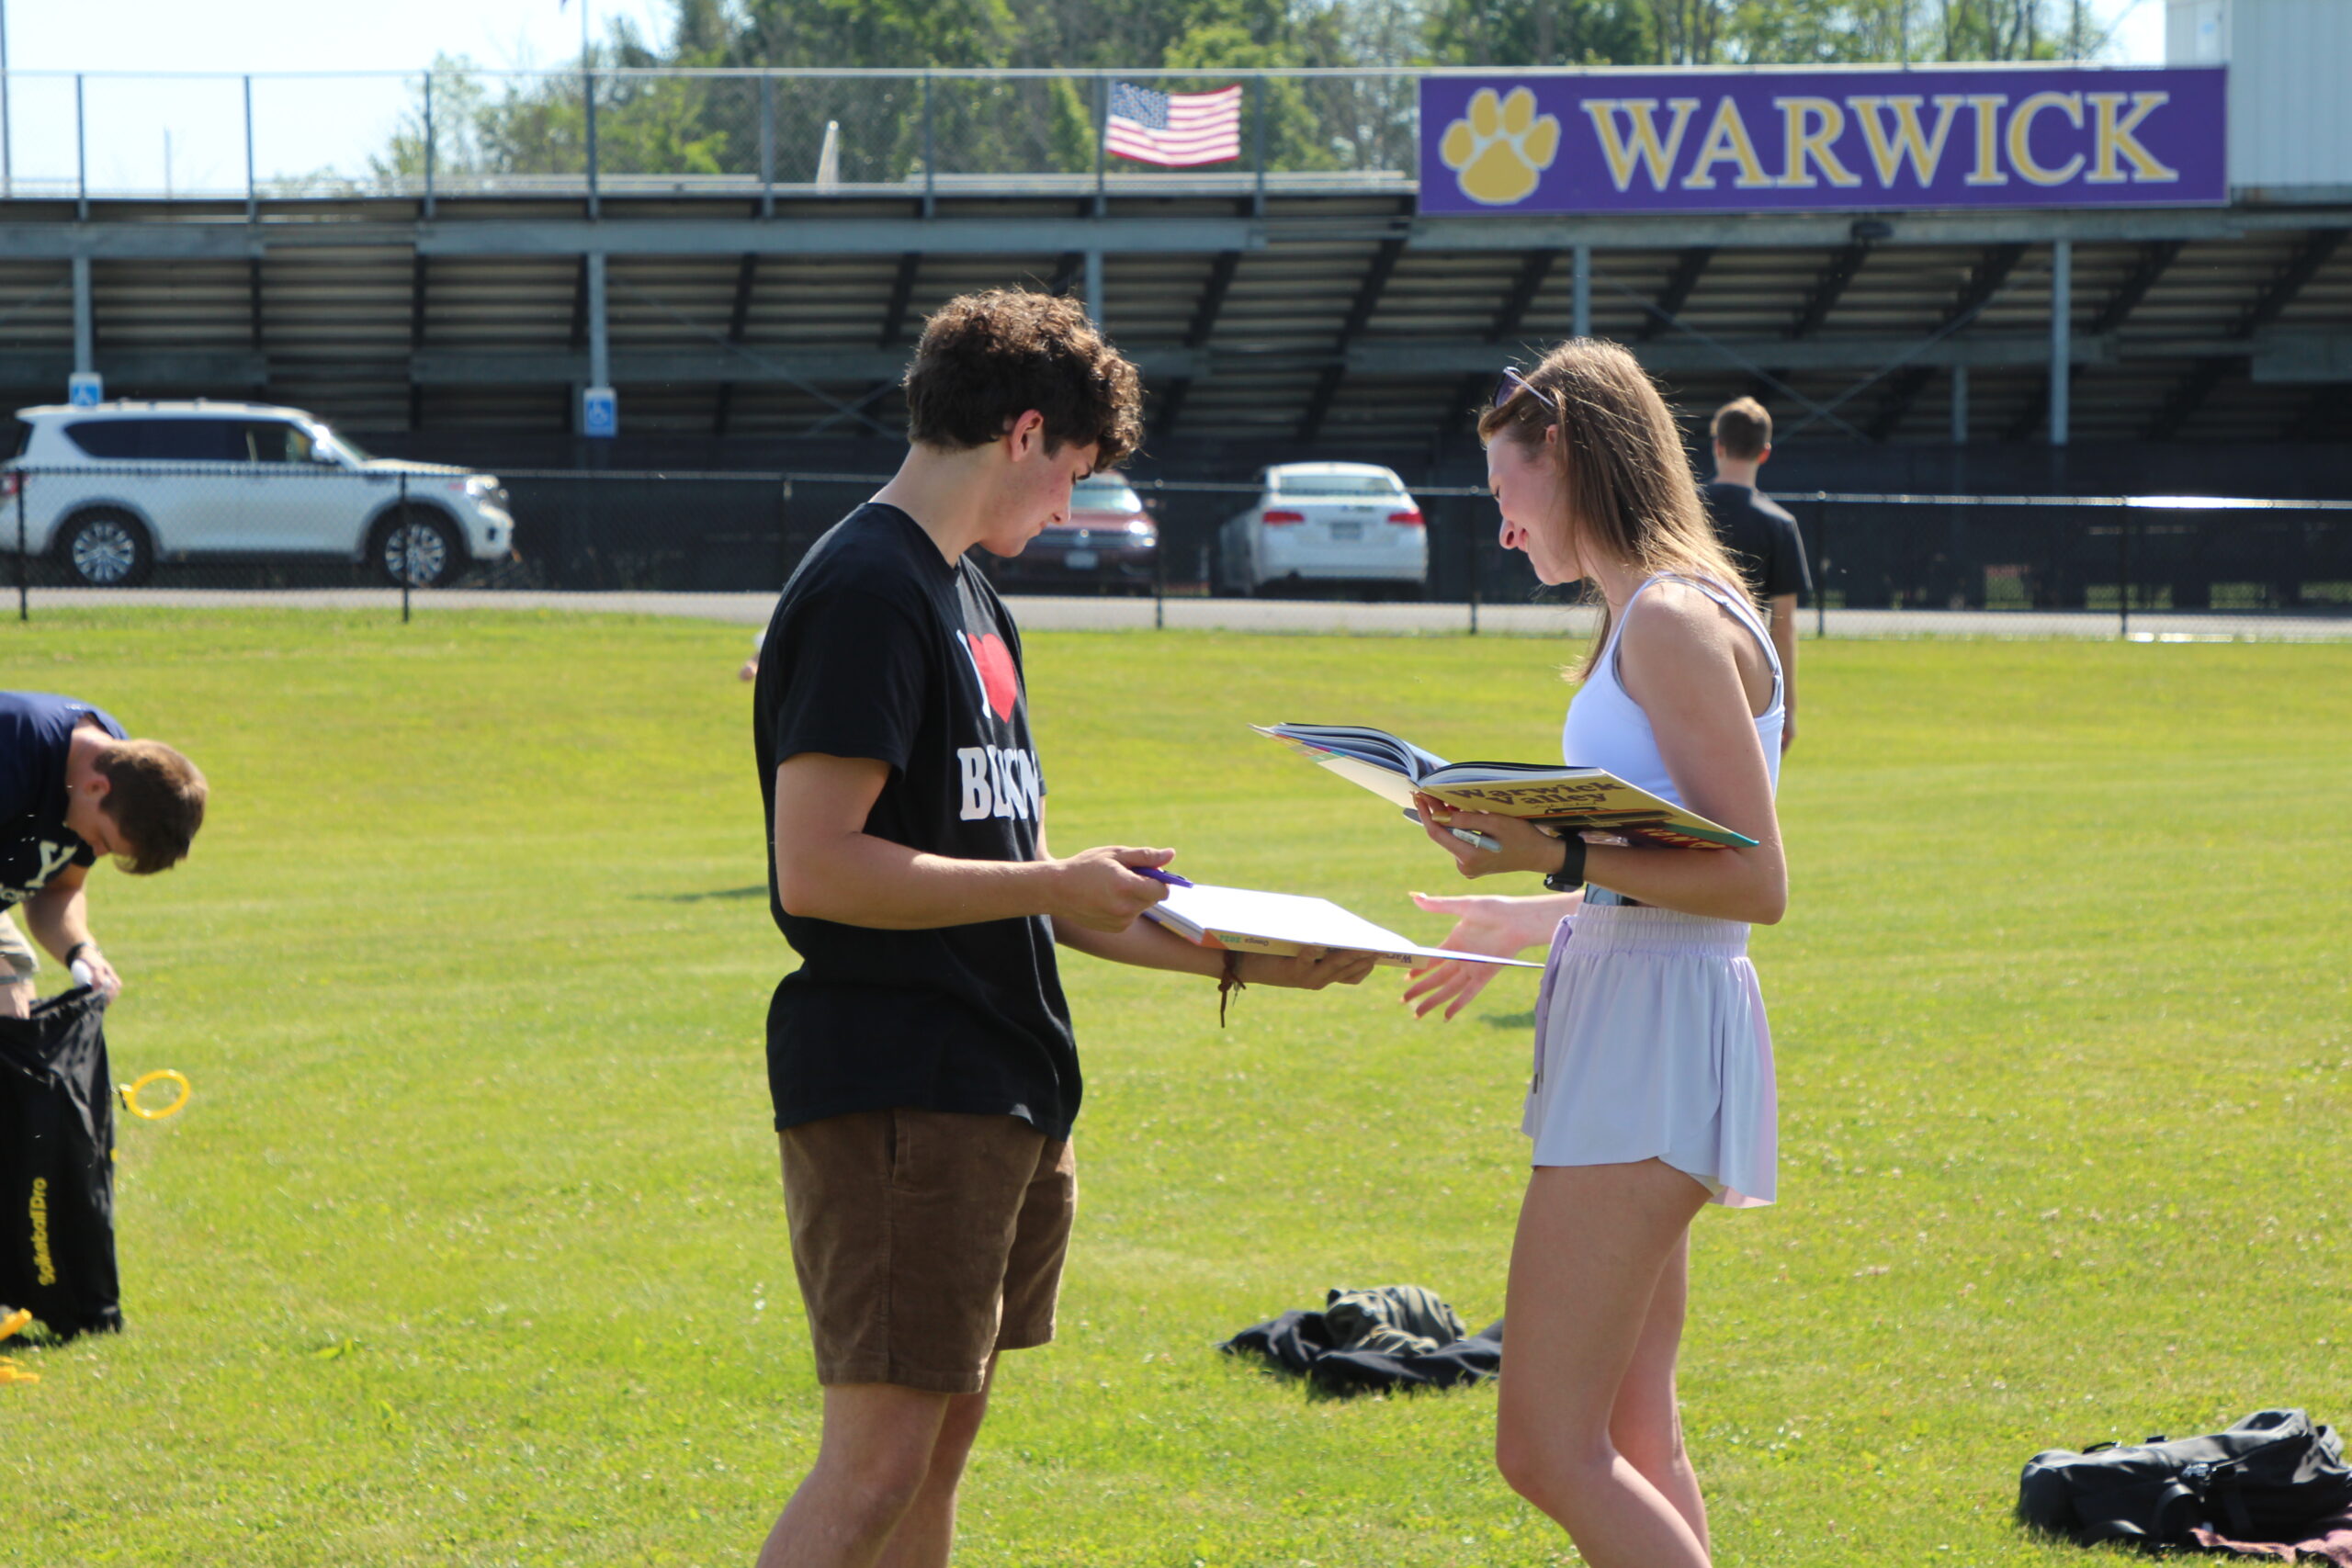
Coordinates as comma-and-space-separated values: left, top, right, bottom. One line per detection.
14, 587, 2351, 640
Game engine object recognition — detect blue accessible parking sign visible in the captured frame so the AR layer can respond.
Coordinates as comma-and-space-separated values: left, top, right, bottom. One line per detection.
581, 386, 618, 439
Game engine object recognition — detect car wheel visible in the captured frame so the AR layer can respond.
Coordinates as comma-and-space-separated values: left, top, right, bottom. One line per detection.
58, 508, 153, 587
371, 509, 465, 588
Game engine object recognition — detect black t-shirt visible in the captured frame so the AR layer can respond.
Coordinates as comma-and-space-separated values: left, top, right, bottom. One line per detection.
752, 503, 1077, 1138
1702, 481, 1812, 603
0, 691, 127, 909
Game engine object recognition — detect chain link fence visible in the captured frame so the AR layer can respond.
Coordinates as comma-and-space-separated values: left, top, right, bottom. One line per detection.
6, 462, 499, 581
7, 463, 2351, 640
1781, 492, 2352, 638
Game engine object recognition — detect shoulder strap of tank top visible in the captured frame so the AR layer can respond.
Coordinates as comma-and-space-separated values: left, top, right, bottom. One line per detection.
1599, 573, 1673, 672
1615, 572, 1782, 713
1676, 572, 1772, 643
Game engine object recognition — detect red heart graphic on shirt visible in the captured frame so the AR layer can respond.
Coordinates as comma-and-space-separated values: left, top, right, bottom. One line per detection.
962, 631, 1020, 722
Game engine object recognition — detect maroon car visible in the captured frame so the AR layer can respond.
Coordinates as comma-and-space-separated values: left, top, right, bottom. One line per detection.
989, 475, 1159, 595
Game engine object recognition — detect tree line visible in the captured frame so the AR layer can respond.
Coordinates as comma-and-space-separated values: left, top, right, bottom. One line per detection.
371, 0, 2127, 187
627, 0, 2118, 72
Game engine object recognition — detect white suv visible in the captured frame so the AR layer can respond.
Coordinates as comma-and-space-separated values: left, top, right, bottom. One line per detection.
1216, 462, 1428, 598
4, 400, 513, 587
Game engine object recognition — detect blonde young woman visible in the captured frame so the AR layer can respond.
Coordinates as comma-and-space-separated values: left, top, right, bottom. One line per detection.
1404, 340, 1786, 1568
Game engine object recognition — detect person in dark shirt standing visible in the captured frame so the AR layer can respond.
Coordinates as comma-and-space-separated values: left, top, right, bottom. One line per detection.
751, 290, 1375, 1568
0, 692, 207, 1017
1700, 398, 1809, 752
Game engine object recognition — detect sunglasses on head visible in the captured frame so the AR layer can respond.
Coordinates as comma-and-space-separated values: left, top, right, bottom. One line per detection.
1492, 366, 1532, 410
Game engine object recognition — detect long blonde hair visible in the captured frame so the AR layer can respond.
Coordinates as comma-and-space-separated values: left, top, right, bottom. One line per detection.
1478, 338, 1749, 681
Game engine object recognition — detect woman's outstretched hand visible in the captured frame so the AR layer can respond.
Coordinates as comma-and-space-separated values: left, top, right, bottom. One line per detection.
1401, 890, 1566, 1021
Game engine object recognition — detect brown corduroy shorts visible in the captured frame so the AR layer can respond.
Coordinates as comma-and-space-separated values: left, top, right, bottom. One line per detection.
779, 1108, 1076, 1395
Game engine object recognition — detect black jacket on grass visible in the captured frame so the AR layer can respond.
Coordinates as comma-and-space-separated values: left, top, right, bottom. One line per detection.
1222, 1285, 1501, 1396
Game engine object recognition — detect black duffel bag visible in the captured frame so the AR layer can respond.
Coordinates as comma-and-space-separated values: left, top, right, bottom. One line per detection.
0, 987, 122, 1338
2018, 1408, 2352, 1549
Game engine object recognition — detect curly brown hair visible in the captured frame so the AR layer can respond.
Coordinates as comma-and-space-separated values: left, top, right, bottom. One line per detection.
902, 290, 1142, 469
95, 739, 207, 875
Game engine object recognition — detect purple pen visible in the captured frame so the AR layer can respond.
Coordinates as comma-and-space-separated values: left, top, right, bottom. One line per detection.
1135, 866, 1193, 887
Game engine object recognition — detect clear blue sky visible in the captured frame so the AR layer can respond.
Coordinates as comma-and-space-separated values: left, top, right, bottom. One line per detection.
1, 0, 674, 196
5, 0, 677, 73
0, 0, 2166, 198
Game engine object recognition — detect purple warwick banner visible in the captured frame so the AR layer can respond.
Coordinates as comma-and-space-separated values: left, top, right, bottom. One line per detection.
1418, 66, 2225, 215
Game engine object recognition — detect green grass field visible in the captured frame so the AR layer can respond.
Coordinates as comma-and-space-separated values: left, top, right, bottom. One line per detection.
3, 610, 2347, 1568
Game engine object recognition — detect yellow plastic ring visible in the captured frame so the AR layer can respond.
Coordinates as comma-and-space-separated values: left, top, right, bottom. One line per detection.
119, 1069, 191, 1122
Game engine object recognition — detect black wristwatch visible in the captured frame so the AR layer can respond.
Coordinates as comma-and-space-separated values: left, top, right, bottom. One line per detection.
1542, 833, 1588, 894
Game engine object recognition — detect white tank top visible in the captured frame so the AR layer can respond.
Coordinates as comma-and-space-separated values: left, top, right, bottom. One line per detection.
1560, 573, 1784, 805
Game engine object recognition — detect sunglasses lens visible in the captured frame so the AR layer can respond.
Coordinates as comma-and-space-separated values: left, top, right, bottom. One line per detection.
1494, 367, 1526, 408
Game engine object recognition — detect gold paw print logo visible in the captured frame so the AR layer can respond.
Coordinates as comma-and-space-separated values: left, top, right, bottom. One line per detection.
1440, 86, 1561, 206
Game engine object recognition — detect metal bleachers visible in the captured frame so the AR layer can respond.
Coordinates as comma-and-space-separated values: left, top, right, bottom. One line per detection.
0, 67, 2346, 472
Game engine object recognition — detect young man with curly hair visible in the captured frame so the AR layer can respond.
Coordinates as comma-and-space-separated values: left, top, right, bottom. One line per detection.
750, 290, 1374, 1568
0, 692, 207, 1017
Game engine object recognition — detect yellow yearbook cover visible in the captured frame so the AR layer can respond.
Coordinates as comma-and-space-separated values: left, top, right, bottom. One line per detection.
1256, 722, 1757, 852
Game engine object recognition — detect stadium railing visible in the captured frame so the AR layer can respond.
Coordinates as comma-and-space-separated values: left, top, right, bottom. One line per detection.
7, 466, 2352, 642
0, 66, 1447, 205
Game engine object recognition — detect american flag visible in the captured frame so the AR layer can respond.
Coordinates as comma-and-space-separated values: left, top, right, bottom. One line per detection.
1105, 82, 1244, 167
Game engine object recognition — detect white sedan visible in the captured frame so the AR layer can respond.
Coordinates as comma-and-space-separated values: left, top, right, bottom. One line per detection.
1216, 462, 1427, 598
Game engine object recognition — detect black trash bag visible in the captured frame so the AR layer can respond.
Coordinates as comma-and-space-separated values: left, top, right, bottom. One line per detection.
2018, 1409, 2352, 1550
0, 987, 122, 1338
1221, 1285, 1502, 1397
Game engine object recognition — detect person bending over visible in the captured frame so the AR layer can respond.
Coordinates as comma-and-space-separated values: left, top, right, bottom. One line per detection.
1, 691, 207, 1018
750, 289, 1375, 1568
1404, 343, 1790, 1568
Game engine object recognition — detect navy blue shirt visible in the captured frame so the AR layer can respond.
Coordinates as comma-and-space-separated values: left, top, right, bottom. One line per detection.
752, 504, 1078, 1139
0, 692, 127, 909
1702, 481, 1812, 603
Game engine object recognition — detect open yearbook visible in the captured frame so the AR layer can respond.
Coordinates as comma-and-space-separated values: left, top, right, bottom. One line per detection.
1143, 882, 1539, 969
1255, 722, 1757, 852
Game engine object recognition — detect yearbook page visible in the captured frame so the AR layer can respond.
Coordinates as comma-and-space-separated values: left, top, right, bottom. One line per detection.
1145, 881, 1540, 969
